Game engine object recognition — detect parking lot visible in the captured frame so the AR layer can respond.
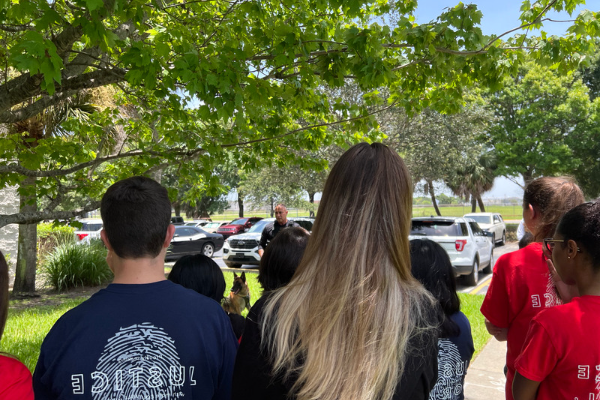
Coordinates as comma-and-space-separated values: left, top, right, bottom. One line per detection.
166, 241, 520, 294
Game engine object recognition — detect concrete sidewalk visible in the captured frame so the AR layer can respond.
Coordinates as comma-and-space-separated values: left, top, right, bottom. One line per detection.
464, 339, 507, 399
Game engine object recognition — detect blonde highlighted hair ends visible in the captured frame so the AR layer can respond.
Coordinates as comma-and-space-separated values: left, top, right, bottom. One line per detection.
262, 143, 436, 400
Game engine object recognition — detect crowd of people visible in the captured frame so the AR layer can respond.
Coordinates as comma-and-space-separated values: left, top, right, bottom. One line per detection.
1, 142, 599, 400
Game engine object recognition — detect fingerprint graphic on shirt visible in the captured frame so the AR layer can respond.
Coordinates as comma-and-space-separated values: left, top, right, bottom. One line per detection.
429, 339, 464, 400
93, 323, 185, 400
543, 273, 563, 307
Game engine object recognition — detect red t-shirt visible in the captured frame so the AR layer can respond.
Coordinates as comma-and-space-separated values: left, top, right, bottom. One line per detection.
515, 296, 600, 399
480, 243, 562, 400
0, 354, 34, 399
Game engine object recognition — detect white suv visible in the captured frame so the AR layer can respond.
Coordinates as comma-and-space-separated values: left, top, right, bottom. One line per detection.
409, 217, 493, 286
463, 212, 506, 246
222, 217, 314, 268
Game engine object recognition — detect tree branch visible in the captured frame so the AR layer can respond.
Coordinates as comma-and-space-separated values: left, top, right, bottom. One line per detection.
0, 201, 101, 227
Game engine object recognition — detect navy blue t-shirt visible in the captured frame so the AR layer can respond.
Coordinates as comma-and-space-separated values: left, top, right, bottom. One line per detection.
33, 280, 237, 400
429, 311, 475, 400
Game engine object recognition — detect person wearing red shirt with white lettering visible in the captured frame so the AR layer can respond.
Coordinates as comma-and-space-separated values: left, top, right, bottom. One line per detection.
0, 251, 34, 399
513, 201, 600, 400
481, 177, 584, 400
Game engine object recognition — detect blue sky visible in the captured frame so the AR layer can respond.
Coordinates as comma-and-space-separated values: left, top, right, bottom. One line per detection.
413, 0, 592, 37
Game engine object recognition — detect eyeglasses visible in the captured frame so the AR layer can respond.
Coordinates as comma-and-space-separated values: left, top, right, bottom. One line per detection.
543, 238, 582, 254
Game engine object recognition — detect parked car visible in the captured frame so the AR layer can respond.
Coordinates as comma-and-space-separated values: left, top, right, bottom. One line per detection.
185, 219, 211, 228
72, 219, 103, 244
222, 217, 314, 268
201, 221, 228, 233
216, 217, 263, 239
463, 212, 506, 246
171, 216, 185, 225
409, 217, 493, 286
166, 226, 224, 261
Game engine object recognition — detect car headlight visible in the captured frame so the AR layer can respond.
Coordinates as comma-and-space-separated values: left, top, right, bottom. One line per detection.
223, 241, 230, 249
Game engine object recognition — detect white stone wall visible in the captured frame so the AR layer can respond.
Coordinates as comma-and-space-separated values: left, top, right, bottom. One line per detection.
0, 186, 19, 282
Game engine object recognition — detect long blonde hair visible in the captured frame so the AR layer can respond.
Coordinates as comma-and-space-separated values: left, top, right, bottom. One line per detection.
262, 143, 436, 400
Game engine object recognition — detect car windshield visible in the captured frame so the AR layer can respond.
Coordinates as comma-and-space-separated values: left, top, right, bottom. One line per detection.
204, 222, 219, 228
79, 222, 103, 231
466, 215, 492, 224
185, 222, 197, 226
410, 221, 461, 236
230, 218, 248, 225
248, 220, 270, 233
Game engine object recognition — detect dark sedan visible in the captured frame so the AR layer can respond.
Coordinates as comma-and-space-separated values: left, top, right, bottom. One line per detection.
165, 226, 224, 261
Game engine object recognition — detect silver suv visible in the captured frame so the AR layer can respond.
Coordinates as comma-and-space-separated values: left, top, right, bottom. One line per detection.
463, 212, 506, 246
409, 217, 493, 286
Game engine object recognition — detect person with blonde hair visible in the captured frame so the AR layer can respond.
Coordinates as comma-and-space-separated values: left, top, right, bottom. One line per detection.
232, 142, 439, 400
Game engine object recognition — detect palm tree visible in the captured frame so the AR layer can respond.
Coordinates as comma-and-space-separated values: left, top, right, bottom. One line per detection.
447, 152, 497, 213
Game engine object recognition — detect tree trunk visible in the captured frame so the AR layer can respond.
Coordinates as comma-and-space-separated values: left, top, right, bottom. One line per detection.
471, 195, 477, 212
308, 192, 315, 217
522, 169, 534, 186
173, 203, 181, 217
477, 194, 486, 212
269, 197, 274, 217
13, 176, 37, 294
237, 191, 244, 217
427, 180, 442, 216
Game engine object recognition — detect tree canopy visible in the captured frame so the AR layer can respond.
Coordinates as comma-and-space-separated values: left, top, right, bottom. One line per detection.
1, 0, 599, 227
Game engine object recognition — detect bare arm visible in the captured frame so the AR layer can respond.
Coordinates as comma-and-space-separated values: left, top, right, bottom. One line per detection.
485, 318, 508, 341
512, 372, 540, 400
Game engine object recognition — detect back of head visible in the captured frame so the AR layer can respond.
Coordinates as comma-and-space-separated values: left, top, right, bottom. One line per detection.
263, 143, 433, 400
518, 232, 534, 249
410, 239, 460, 337
557, 201, 600, 271
101, 176, 172, 258
523, 176, 585, 241
259, 227, 309, 292
168, 254, 226, 302
0, 252, 7, 340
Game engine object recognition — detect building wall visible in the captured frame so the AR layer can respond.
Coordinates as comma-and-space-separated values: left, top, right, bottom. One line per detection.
0, 186, 19, 283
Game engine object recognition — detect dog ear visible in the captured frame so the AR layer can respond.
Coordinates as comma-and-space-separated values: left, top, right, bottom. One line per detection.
233, 272, 238, 278
241, 272, 246, 282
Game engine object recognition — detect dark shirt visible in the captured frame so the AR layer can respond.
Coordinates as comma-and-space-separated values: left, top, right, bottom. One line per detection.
33, 281, 238, 400
232, 296, 439, 400
258, 220, 300, 250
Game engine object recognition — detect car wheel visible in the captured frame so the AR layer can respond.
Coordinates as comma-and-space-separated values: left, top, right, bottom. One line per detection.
501, 231, 506, 246
202, 243, 215, 258
482, 249, 493, 274
224, 261, 242, 268
464, 258, 479, 286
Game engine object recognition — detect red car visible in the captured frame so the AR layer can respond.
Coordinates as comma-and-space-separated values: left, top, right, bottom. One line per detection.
217, 217, 263, 239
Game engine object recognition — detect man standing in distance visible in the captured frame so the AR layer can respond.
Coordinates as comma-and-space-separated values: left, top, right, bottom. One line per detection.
34, 176, 237, 400
258, 204, 299, 257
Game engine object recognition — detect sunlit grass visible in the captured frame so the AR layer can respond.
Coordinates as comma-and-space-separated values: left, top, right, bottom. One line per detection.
459, 292, 490, 358
3, 298, 88, 372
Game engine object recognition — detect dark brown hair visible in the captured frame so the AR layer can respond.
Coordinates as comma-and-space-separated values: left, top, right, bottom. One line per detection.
523, 176, 585, 241
101, 176, 172, 258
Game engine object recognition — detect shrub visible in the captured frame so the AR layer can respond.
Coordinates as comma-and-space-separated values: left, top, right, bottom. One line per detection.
43, 240, 113, 291
38, 223, 75, 265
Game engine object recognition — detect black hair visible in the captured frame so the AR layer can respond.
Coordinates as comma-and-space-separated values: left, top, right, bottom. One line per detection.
0, 251, 7, 340
101, 176, 172, 259
518, 232, 535, 249
167, 254, 226, 302
259, 227, 309, 292
410, 239, 460, 338
556, 201, 600, 272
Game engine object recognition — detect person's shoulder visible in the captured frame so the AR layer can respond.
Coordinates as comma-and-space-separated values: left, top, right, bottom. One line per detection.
0, 355, 30, 374
262, 221, 275, 231
450, 311, 470, 326
496, 242, 542, 269
288, 220, 300, 227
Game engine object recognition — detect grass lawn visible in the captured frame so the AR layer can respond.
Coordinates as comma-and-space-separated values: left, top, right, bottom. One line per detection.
459, 292, 491, 358
4, 271, 489, 372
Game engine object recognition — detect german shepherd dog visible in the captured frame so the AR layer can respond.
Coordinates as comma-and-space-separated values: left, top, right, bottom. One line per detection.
222, 272, 251, 315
